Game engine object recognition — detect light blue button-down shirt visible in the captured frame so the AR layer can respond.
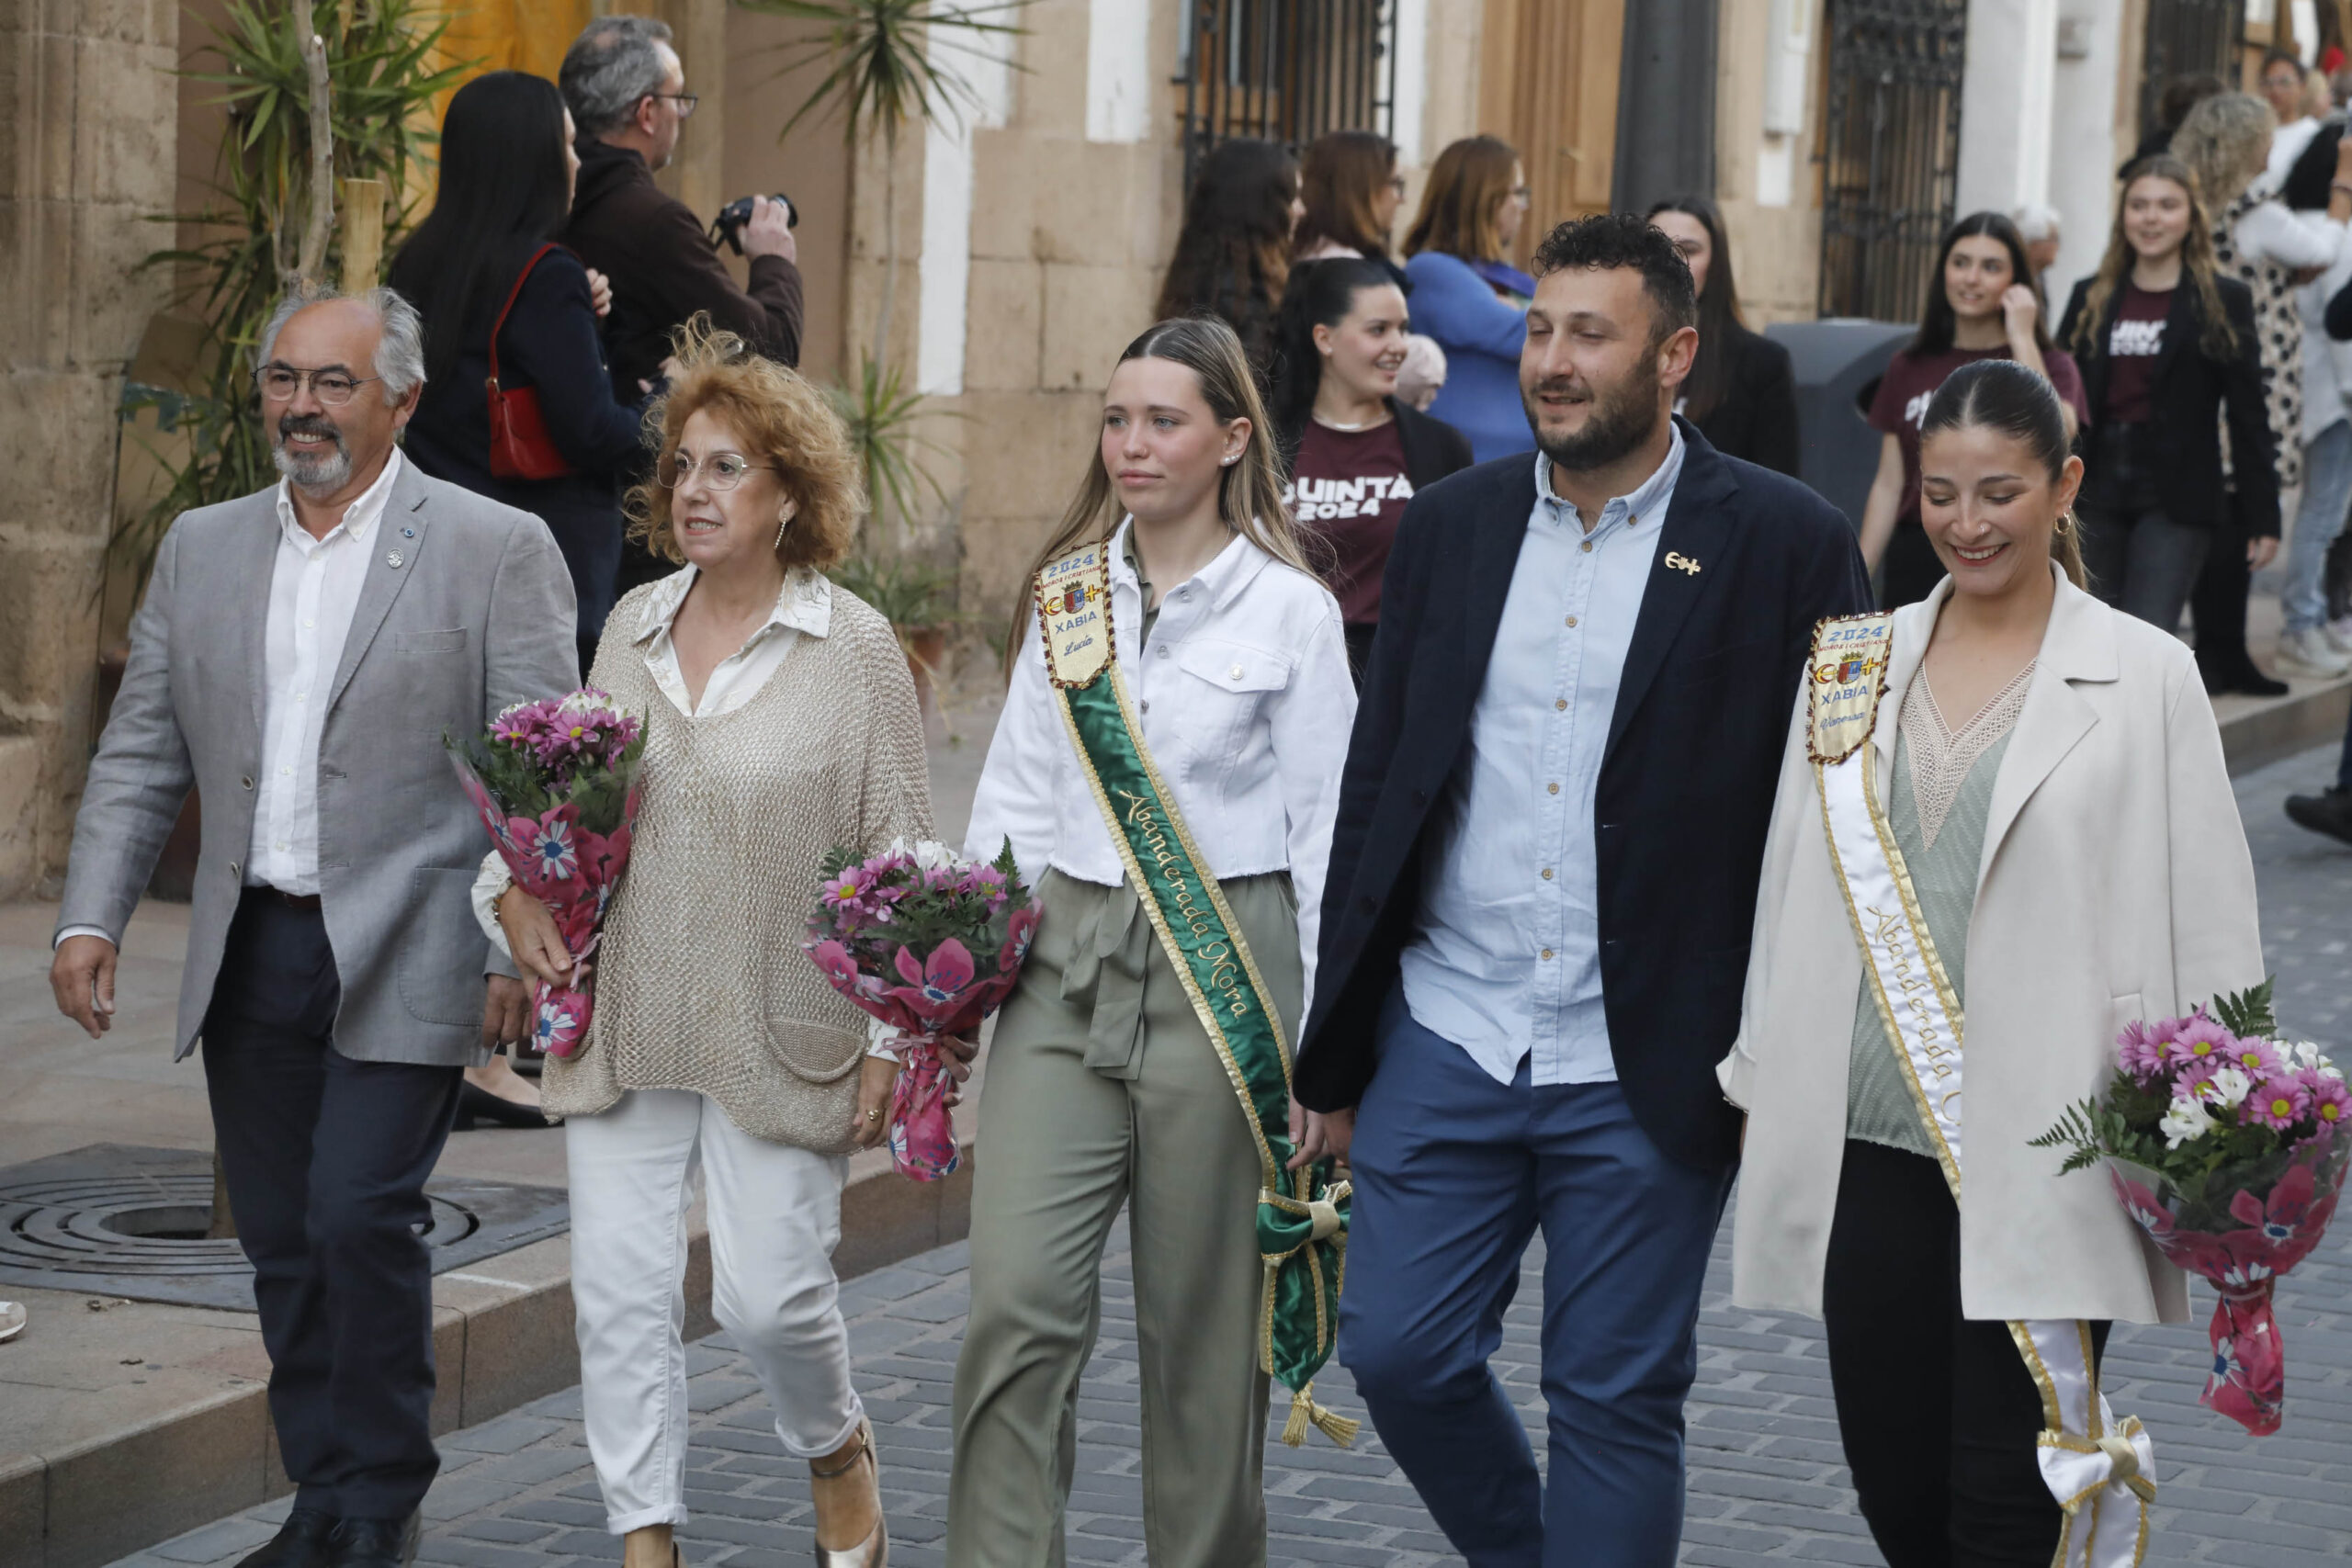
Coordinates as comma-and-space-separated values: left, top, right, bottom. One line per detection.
1398, 426, 1685, 1086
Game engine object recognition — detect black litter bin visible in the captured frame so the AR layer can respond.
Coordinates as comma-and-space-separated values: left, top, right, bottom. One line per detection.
1763, 319, 1916, 533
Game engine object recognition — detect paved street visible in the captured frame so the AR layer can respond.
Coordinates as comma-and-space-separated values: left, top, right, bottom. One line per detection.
115, 742, 2352, 1568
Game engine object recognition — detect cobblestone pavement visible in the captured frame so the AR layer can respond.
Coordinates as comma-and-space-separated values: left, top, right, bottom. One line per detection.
118, 745, 2352, 1568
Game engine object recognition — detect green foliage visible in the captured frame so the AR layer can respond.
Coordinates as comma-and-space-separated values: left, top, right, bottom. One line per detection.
831, 548, 958, 628
2213, 980, 2278, 1039
733, 0, 1030, 147
826, 352, 957, 541
119, 0, 468, 597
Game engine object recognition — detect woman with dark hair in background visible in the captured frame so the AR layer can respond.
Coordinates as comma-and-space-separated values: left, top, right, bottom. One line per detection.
1646, 195, 1802, 474
1295, 130, 1448, 409
1155, 137, 1303, 374
2175, 91, 2346, 694
2132, 73, 2225, 166
1859, 211, 2089, 606
390, 69, 651, 1132
2059, 155, 2277, 636
1270, 256, 1474, 679
392, 72, 648, 672
1401, 135, 1537, 460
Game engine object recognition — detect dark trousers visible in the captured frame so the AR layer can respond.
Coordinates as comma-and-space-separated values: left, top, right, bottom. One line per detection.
201, 891, 462, 1520
2075, 505, 2211, 635
1339, 991, 1734, 1567
2189, 507, 2258, 682
1823, 1140, 2111, 1568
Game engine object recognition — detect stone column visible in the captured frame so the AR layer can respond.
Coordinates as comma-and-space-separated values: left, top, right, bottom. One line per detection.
0, 3, 180, 897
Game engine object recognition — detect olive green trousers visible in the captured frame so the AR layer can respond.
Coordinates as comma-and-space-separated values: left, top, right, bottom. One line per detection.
946, 869, 1302, 1568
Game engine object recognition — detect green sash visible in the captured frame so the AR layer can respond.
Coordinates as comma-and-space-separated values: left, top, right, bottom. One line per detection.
1034, 542, 1358, 1448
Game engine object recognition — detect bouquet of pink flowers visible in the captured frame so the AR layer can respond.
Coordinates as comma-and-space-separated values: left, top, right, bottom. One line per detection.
447, 689, 645, 1059
2033, 983, 2349, 1434
804, 838, 1036, 1181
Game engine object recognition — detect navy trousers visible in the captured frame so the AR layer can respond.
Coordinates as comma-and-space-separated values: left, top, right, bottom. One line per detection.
201, 891, 461, 1520
1340, 994, 1733, 1568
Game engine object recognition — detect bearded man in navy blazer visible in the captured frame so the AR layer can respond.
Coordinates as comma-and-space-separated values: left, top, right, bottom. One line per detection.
1286, 215, 1871, 1564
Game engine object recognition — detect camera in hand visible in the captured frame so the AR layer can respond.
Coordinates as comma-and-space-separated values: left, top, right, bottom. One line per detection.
711, 194, 798, 254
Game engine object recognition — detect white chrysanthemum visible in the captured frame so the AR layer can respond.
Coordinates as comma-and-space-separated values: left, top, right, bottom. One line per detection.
888, 837, 960, 873
2290, 1041, 2344, 1079
2161, 1096, 2215, 1148
2206, 1066, 2255, 1108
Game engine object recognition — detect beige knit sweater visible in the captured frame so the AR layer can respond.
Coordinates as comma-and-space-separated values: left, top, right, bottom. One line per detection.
541, 579, 935, 1151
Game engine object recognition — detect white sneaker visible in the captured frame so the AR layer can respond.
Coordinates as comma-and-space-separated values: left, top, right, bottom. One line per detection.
2326, 615, 2352, 655
2277, 626, 2352, 677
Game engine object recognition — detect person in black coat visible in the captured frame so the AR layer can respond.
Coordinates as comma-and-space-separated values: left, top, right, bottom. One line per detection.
2055, 154, 2278, 639
390, 72, 649, 676
1285, 217, 1871, 1568
1270, 257, 1476, 679
1647, 196, 1802, 475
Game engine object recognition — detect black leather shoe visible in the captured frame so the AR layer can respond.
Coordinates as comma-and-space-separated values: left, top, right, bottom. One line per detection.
234, 1509, 337, 1568
326, 1514, 420, 1568
2287, 785, 2352, 848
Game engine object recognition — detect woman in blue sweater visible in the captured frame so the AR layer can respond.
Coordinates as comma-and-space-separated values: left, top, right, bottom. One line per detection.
391, 72, 649, 672
1401, 136, 1536, 460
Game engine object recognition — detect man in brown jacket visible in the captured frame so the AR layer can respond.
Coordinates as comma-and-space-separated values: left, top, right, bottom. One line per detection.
557, 15, 803, 395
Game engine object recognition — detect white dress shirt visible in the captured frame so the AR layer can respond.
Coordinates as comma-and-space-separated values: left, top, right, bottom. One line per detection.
963, 518, 1357, 1011
247, 449, 410, 894
1399, 426, 1684, 1087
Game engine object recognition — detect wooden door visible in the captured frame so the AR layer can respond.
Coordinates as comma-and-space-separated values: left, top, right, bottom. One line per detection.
1481, 0, 1625, 265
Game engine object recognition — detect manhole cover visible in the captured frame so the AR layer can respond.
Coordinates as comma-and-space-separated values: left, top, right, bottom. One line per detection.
0, 1145, 569, 1312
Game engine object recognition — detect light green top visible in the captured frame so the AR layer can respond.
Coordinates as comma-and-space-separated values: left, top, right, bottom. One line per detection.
1846, 665, 2034, 1156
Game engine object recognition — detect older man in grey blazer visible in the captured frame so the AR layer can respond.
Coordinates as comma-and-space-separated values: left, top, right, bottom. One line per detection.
49, 285, 578, 1568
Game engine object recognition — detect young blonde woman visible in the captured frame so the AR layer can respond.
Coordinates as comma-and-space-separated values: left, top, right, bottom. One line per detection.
948, 316, 1357, 1568
2059, 155, 2277, 639
481, 323, 929, 1568
1724, 359, 2264, 1566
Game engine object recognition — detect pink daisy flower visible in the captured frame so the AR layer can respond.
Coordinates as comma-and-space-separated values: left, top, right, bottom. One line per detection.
2117, 1020, 2167, 1081
2245, 1078, 2311, 1132
2223, 1037, 2285, 1083
2167, 1014, 2232, 1070
2301, 1070, 2351, 1135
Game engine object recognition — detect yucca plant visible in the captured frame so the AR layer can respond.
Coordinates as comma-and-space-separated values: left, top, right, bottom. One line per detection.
827, 352, 956, 547
119, 0, 467, 595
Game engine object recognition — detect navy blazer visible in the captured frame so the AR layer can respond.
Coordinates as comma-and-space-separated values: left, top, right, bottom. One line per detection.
1293, 418, 1872, 1170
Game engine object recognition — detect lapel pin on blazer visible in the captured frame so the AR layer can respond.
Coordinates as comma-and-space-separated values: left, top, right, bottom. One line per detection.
385, 549, 405, 570
1664, 551, 1700, 576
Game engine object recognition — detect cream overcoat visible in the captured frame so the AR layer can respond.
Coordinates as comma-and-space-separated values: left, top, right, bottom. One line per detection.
1720, 567, 2264, 1325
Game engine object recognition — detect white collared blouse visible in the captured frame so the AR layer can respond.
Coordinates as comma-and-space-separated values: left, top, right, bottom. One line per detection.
964, 518, 1358, 1010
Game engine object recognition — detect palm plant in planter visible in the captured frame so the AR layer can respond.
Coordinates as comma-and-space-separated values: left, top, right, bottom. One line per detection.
735, 0, 1029, 694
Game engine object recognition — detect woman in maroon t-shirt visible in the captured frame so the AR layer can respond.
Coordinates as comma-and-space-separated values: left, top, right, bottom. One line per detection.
1271, 256, 1475, 680
1859, 212, 2090, 607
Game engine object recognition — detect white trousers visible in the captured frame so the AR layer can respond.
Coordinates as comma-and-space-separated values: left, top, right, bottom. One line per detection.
567, 1088, 863, 1533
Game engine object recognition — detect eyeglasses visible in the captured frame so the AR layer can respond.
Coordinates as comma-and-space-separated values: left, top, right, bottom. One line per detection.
1385, 176, 1408, 197
255, 366, 379, 406
1510, 185, 1533, 205
652, 92, 699, 119
657, 451, 774, 491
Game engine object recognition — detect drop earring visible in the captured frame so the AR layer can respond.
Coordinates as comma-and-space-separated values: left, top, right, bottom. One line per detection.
774, 508, 794, 550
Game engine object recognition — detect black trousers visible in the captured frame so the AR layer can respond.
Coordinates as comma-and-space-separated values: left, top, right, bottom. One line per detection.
2189, 507, 2258, 682
201, 891, 462, 1520
1822, 1140, 2112, 1568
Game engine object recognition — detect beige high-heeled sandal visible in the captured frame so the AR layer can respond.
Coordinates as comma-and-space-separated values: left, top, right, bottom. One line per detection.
808, 1416, 887, 1567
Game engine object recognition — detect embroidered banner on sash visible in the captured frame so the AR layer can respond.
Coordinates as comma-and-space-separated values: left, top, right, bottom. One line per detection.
1809, 613, 2155, 1568
1034, 545, 1358, 1448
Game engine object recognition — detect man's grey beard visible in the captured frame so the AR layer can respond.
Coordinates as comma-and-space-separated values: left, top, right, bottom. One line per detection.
272, 418, 354, 493
1524, 358, 1665, 474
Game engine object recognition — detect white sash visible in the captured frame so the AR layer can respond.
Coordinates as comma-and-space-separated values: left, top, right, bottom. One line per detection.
1809, 613, 2155, 1568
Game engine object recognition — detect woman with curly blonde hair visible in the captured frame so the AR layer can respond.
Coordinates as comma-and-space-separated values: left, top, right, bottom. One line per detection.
476, 319, 929, 1568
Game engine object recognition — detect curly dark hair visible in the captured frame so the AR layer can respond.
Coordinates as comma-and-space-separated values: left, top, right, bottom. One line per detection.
1528, 213, 1697, 347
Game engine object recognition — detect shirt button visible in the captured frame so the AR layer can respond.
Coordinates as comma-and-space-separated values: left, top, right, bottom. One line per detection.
1157, 646, 1170, 658
1555, 698, 1567, 711
1580, 540, 1593, 553
1547, 782, 1560, 795
1228, 664, 1244, 680
239, 776, 254, 790
303, 619, 314, 629
1566, 615, 1579, 628
275, 841, 288, 852
1177, 588, 1191, 600
1542, 868, 1555, 880
1541, 948, 1555, 960
280, 766, 292, 776
1140, 699, 1150, 714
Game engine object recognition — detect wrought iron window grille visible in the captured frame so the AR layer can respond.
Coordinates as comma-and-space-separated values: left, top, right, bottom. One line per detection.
1176, 0, 1397, 190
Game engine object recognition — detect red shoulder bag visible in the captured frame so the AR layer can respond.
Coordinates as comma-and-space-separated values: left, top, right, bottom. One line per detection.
485, 243, 577, 480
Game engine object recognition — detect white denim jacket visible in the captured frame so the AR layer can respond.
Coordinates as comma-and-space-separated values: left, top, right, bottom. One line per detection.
965, 518, 1357, 1010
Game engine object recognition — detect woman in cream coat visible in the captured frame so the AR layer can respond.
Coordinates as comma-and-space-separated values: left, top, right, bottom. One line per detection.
1722, 360, 2264, 1567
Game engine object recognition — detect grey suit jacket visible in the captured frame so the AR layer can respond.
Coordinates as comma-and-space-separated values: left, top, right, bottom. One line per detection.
57, 460, 581, 1066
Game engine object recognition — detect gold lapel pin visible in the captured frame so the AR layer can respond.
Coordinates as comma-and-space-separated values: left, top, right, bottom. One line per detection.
1664, 551, 1700, 576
